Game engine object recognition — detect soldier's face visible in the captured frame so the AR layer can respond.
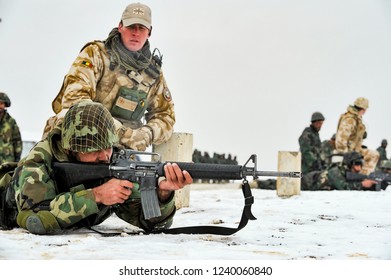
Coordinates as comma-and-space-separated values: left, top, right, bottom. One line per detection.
312, 120, 324, 131
76, 148, 113, 163
119, 23, 150, 52
351, 163, 362, 173
0, 102, 5, 110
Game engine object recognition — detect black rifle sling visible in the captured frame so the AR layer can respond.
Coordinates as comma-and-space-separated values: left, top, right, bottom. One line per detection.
155, 180, 256, 235
90, 180, 256, 236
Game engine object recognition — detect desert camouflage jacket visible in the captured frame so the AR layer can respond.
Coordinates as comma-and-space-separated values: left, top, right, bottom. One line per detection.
43, 41, 175, 145
298, 125, 322, 174
0, 111, 22, 164
335, 106, 365, 153
10, 127, 175, 232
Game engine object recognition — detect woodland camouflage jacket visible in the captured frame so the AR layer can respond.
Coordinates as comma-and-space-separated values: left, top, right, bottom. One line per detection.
10, 127, 175, 232
0, 111, 22, 164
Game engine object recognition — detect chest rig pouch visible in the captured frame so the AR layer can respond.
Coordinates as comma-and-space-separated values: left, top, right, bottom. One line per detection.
111, 86, 148, 124
110, 49, 162, 128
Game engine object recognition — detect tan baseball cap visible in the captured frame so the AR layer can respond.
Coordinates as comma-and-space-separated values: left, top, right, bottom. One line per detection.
121, 3, 151, 29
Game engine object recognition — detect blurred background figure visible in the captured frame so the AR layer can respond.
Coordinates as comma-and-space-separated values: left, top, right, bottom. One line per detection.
0, 92, 22, 164
376, 139, 388, 167
335, 97, 379, 175
298, 112, 325, 174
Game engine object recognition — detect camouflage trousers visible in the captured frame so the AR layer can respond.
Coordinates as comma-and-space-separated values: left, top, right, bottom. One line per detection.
361, 149, 380, 175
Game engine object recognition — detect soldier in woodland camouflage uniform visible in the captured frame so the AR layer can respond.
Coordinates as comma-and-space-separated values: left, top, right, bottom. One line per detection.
325, 152, 377, 190
0, 92, 22, 164
335, 97, 379, 175
298, 112, 325, 174
1, 101, 192, 234
42, 3, 175, 152
376, 139, 388, 167
376, 160, 391, 190
301, 151, 377, 191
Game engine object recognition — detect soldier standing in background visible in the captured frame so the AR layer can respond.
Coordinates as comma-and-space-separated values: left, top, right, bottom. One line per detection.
335, 97, 379, 175
42, 3, 175, 152
376, 139, 388, 166
298, 112, 325, 174
0, 92, 22, 164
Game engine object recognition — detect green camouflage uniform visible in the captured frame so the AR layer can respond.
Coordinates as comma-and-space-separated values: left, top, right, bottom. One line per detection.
0, 110, 22, 164
43, 30, 175, 148
320, 139, 334, 168
298, 125, 323, 174
301, 163, 363, 191
376, 146, 388, 164
8, 128, 175, 234
302, 151, 366, 191
325, 164, 362, 190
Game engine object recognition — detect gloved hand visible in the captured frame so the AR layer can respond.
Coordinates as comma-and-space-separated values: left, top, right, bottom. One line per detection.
119, 126, 153, 151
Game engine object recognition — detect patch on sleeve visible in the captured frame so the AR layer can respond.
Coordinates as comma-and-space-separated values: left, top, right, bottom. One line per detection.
81, 61, 93, 68
163, 88, 172, 101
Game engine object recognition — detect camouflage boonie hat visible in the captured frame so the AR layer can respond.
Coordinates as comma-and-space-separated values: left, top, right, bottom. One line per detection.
354, 97, 369, 109
0, 92, 11, 107
61, 101, 118, 152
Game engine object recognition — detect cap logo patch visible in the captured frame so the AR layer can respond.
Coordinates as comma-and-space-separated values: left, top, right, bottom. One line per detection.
133, 7, 145, 16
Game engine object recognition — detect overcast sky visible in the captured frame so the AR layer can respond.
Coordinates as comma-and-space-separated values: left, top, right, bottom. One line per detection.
1, 0, 390, 171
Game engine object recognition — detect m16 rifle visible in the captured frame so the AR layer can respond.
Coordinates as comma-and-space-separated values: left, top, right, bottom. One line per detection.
346, 172, 391, 191
53, 149, 301, 225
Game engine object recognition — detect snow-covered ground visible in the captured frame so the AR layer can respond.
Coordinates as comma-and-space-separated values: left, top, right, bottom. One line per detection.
1, 182, 390, 278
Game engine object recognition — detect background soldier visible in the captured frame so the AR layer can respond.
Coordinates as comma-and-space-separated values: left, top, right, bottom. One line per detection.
326, 151, 377, 190
298, 112, 325, 174
376, 139, 388, 166
302, 151, 378, 191
0, 92, 22, 164
376, 160, 391, 190
335, 97, 379, 174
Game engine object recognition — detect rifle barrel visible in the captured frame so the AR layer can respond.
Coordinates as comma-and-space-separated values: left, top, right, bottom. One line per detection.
255, 171, 302, 178
159, 162, 301, 180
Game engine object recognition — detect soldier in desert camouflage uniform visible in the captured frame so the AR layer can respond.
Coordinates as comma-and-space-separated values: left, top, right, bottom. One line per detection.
43, 3, 174, 152
335, 97, 379, 175
0, 92, 22, 164
298, 112, 325, 174
1, 101, 192, 234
